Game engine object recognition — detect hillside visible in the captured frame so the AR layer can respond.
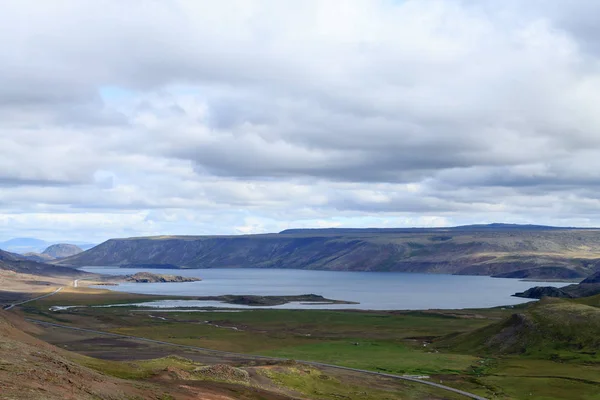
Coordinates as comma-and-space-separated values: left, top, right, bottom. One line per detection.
0, 249, 84, 277
0, 310, 157, 399
22, 252, 55, 263
58, 225, 600, 278
0, 311, 310, 400
439, 298, 600, 357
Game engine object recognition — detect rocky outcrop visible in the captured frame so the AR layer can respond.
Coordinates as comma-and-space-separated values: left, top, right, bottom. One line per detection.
514, 286, 575, 299
515, 270, 600, 299
125, 272, 200, 283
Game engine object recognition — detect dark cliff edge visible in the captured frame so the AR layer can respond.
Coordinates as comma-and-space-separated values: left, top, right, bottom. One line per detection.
515, 271, 600, 299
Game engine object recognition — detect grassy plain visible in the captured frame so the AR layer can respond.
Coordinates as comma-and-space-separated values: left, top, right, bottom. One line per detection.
20, 288, 600, 400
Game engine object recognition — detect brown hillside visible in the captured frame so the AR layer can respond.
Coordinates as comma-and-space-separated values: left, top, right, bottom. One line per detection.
0, 311, 296, 400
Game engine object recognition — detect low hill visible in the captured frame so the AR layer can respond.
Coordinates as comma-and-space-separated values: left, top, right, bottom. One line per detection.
0, 249, 84, 277
42, 243, 83, 258
58, 225, 600, 279
439, 298, 600, 357
22, 252, 55, 263
515, 270, 600, 299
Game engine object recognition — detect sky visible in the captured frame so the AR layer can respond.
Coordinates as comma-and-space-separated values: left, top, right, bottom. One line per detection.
3, 0, 600, 243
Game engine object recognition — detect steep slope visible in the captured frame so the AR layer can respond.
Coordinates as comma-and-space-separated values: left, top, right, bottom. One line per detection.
58, 227, 600, 278
440, 298, 600, 356
581, 270, 600, 284
42, 243, 83, 258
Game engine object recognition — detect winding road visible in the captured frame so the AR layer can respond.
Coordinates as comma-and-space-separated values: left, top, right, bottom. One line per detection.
26, 318, 488, 400
2, 287, 64, 311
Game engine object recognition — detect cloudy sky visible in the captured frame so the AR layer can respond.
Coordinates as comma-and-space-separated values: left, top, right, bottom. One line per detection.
2, 0, 600, 242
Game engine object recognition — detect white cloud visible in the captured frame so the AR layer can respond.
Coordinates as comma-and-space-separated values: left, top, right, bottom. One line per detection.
2, 0, 600, 242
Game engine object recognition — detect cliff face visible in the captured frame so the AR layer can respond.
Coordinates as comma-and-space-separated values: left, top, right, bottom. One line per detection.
57, 228, 600, 279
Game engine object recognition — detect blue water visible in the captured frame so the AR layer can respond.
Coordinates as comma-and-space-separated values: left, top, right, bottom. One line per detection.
80, 267, 563, 310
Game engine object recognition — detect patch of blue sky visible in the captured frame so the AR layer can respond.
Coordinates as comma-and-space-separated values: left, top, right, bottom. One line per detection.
99, 85, 137, 102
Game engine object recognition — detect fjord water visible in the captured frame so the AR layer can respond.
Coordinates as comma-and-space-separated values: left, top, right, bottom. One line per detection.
81, 267, 562, 310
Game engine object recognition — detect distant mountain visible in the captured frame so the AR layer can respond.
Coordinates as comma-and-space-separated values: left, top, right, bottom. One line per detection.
0, 249, 83, 277
22, 244, 84, 263
0, 238, 49, 253
42, 244, 83, 259
58, 225, 600, 279
0, 238, 95, 254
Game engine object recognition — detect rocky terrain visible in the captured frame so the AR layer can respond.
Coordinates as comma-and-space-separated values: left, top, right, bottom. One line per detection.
58, 224, 600, 279
125, 272, 201, 283
515, 270, 600, 299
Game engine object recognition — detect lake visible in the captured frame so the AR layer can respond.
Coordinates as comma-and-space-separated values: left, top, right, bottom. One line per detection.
80, 267, 563, 310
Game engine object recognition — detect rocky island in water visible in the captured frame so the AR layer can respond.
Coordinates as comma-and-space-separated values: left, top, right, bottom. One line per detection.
124, 272, 201, 283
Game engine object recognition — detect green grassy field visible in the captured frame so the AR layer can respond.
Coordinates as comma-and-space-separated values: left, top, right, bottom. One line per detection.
22, 289, 600, 399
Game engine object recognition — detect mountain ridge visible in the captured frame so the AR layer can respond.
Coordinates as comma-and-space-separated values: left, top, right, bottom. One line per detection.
58, 224, 600, 279
279, 223, 588, 235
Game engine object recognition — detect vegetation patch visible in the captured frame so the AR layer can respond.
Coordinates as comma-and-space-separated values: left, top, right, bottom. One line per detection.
193, 364, 250, 383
